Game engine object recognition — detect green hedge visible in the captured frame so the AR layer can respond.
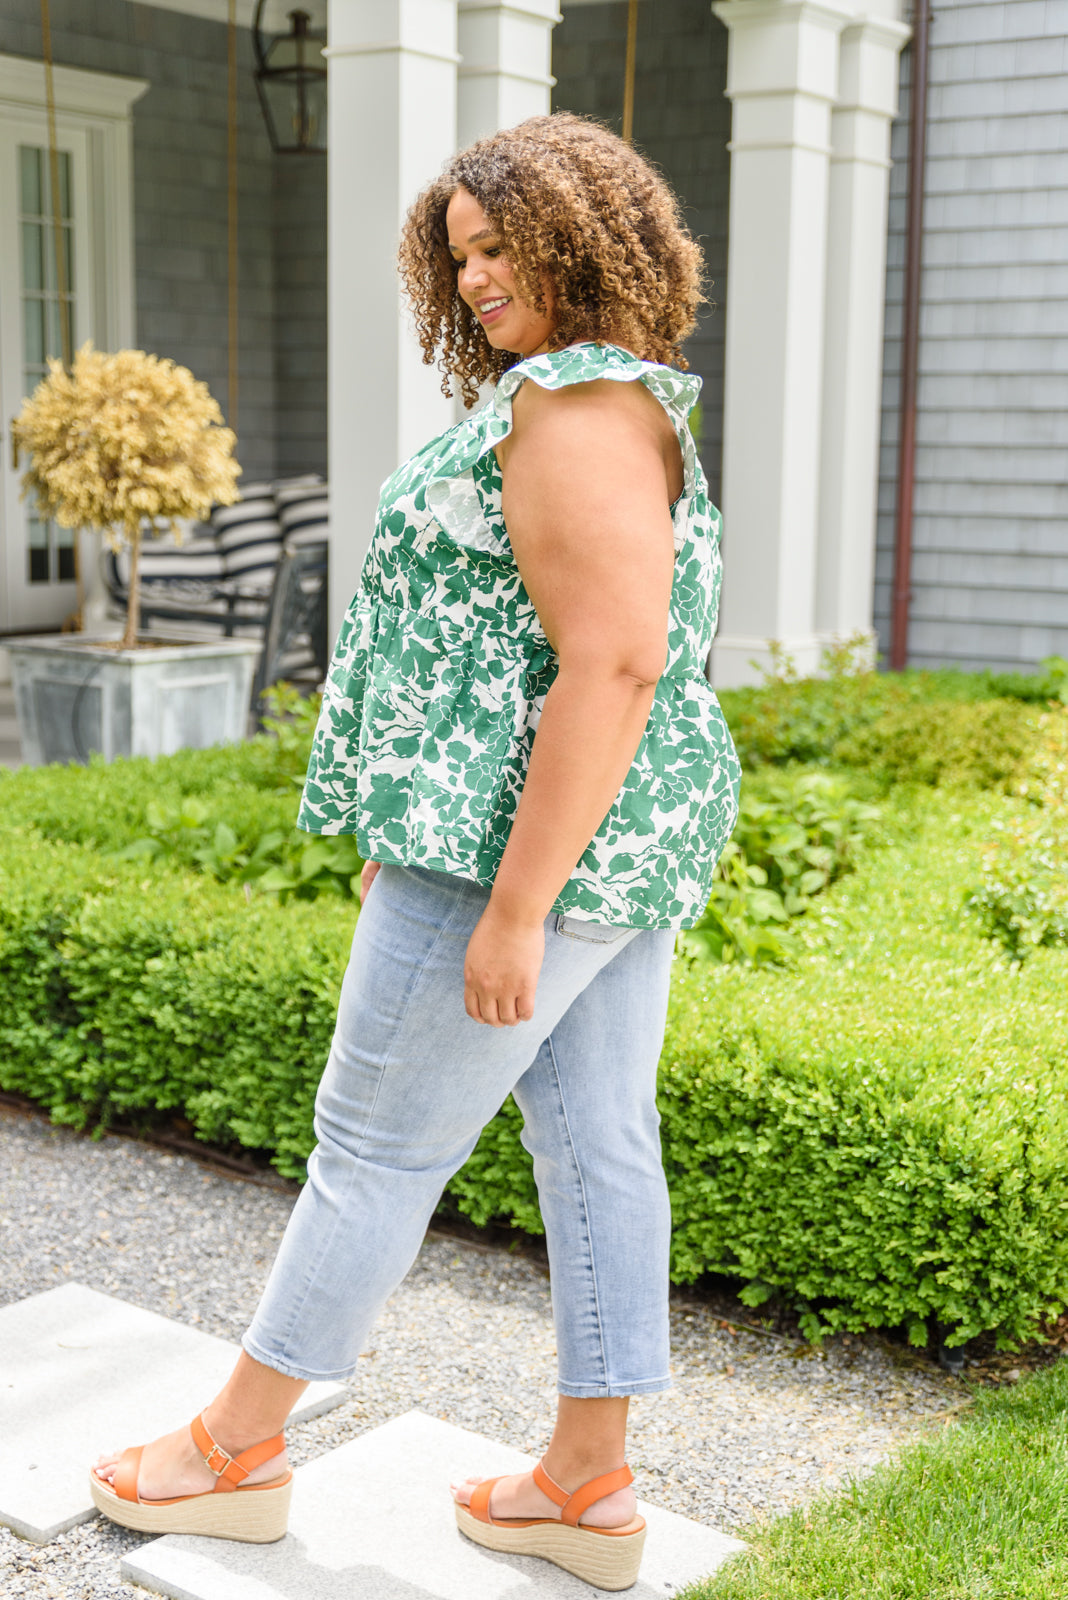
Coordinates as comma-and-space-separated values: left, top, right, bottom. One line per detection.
0, 828, 351, 1173
716, 654, 1066, 771
0, 740, 303, 856
833, 698, 1041, 789
1, 762, 1066, 1347
452, 787, 1068, 1346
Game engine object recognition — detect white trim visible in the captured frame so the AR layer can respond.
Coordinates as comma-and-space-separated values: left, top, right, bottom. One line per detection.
323, 43, 463, 66
839, 14, 911, 57
0, 57, 142, 632
458, 65, 555, 86
0, 54, 148, 119
714, 0, 859, 26
727, 139, 833, 155
459, 0, 561, 18
0, 55, 143, 353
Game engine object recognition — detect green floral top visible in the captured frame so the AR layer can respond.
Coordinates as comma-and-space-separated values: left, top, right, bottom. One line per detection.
298, 342, 740, 928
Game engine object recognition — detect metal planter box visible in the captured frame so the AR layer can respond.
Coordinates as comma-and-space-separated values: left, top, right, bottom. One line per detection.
5, 635, 261, 766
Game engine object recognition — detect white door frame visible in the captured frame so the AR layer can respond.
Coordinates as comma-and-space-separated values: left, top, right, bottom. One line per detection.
0, 54, 147, 635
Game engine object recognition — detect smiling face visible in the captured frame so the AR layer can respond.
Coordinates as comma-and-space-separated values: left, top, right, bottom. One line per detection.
446, 187, 555, 359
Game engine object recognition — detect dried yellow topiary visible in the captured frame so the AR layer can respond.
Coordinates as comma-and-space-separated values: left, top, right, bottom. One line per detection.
12, 343, 241, 648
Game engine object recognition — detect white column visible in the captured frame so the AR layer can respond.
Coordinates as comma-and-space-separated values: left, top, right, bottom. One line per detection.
325, 1, 460, 644
710, 0, 855, 687
457, 0, 560, 150
815, 2, 910, 652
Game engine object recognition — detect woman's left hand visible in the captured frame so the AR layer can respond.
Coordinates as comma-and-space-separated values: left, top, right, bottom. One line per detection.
464, 905, 544, 1027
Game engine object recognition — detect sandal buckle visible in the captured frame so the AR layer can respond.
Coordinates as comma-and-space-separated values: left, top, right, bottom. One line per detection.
203, 1443, 233, 1477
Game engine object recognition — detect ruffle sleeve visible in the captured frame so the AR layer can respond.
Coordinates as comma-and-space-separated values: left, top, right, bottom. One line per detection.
425, 343, 703, 553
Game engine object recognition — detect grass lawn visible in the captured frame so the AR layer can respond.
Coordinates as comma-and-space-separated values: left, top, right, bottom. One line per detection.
681, 1356, 1068, 1599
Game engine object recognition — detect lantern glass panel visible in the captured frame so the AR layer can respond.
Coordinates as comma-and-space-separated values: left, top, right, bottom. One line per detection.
258, 73, 326, 152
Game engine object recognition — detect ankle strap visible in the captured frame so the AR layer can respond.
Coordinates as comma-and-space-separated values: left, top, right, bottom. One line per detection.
533, 1460, 634, 1527
190, 1413, 285, 1494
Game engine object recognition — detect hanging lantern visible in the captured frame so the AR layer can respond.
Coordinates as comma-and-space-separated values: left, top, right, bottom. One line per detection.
252, 3, 327, 154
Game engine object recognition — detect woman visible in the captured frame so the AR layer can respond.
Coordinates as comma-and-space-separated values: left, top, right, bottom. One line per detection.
91, 113, 740, 1591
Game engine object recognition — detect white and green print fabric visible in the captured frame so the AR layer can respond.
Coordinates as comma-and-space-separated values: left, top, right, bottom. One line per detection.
298, 342, 740, 928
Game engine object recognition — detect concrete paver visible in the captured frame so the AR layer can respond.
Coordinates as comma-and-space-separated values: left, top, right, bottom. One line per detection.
124, 1409, 745, 1600
0, 1283, 346, 1544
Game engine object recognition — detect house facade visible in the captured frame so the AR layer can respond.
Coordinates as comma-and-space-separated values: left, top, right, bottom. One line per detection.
0, 0, 1063, 679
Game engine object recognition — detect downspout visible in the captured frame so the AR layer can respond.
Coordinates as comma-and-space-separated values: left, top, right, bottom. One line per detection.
889, 0, 931, 670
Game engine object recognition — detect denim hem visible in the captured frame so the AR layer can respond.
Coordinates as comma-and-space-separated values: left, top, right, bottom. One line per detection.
556, 1375, 673, 1399
241, 1334, 356, 1384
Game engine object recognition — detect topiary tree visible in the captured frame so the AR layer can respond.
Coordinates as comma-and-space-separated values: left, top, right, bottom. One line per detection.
12, 343, 241, 648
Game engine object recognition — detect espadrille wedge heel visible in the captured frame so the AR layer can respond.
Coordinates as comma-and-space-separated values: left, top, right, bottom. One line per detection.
89, 1412, 292, 1544
454, 1461, 646, 1591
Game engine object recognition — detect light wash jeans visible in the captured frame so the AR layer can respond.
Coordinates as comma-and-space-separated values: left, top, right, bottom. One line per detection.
243, 863, 676, 1397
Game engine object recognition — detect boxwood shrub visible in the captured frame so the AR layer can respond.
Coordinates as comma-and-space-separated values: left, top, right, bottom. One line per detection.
1, 771, 1065, 1348
0, 827, 353, 1173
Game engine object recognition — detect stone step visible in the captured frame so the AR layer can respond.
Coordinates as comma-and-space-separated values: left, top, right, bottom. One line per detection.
0, 1283, 346, 1544
124, 1409, 745, 1600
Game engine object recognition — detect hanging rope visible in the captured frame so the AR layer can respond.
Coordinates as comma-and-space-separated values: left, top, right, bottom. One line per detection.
39, 0, 82, 630
227, 0, 239, 433
622, 0, 639, 144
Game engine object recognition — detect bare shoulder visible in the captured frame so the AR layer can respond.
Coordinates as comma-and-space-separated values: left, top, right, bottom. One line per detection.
510, 374, 663, 432
500, 374, 679, 483
502, 374, 681, 499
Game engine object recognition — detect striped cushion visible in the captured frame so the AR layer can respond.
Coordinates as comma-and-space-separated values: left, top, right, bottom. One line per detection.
276, 476, 329, 550
212, 480, 282, 590
114, 521, 225, 588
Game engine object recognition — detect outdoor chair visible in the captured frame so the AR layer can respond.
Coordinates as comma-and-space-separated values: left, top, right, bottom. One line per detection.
250, 540, 329, 721
105, 475, 327, 640
104, 476, 331, 706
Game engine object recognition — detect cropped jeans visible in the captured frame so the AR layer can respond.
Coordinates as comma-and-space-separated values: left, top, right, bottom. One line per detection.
243, 863, 676, 1398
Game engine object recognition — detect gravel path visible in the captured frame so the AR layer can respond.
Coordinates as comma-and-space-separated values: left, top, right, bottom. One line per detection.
1, 1105, 959, 1597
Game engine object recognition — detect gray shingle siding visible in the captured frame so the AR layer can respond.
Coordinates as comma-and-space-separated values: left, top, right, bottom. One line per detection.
274, 155, 327, 480
875, 0, 1068, 671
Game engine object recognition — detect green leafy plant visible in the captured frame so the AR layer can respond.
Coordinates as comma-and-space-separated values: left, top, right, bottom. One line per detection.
981, 652, 1068, 705
679, 773, 882, 965
717, 635, 909, 769
967, 843, 1068, 962
965, 708, 1068, 960
678, 841, 798, 966
108, 794, 363, 902
256, 682, 323, 780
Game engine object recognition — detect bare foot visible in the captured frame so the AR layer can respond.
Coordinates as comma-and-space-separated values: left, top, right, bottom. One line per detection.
93, 1423, 288, 1502
450, 1469, 636, 1528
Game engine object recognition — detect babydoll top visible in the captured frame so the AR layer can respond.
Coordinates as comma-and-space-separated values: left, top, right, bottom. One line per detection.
297, 341, 741, 929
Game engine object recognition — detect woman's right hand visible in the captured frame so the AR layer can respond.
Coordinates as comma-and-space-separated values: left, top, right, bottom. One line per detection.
360, 860, 382, 906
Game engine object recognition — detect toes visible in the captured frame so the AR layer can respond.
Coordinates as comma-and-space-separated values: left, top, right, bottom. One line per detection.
449, 1476, 482, 1506
93, 1452, 119, 1478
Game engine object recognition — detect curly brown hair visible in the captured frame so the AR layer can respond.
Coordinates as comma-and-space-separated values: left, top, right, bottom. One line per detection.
398, 113, 705, 406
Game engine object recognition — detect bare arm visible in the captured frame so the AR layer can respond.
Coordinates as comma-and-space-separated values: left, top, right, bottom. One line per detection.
463, 377, 680, 1026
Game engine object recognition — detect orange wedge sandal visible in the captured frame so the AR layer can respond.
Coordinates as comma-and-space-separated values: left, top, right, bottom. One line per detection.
89, 1413, 292, 1543
454, 1461, 646, 1591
